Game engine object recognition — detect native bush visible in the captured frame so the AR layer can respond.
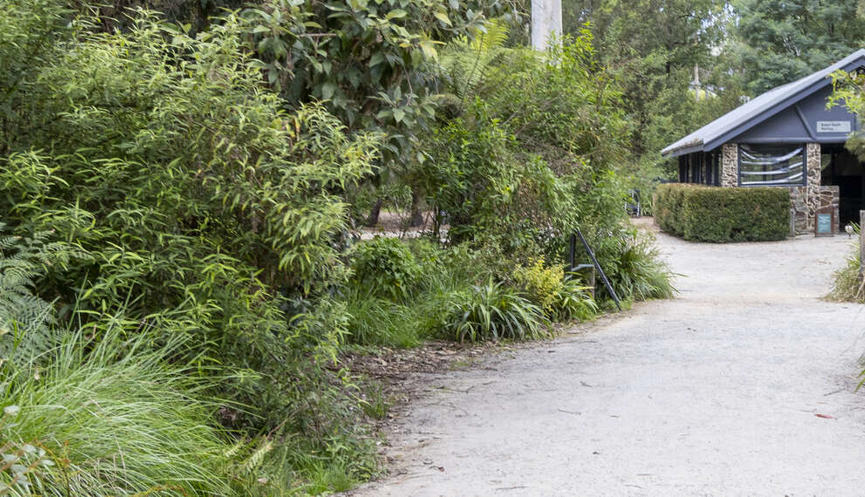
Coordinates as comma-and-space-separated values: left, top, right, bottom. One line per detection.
829, 226, 864, 303
551, 276, 598, 322
0, 4, 385, 488
0, 329, 241, 497
594, 227, 676, 301
438, 280, 548, 343
343, 292, 427, 347
0, 236, 249, 497
513, 257, 565, 314
654, 184, 790, 242
349, 237, 422, 301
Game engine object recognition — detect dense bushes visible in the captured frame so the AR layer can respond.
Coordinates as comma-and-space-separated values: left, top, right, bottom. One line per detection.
0, 1, 676, 494
1, 4, 380, 493
654, 184, 790, 242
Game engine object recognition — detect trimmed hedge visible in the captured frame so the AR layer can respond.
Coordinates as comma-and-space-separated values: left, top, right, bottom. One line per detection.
654, 184, 790, 242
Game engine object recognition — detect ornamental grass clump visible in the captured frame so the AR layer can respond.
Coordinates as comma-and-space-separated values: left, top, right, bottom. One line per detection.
440, 280, 548, 343
829, 230, 865, 303
0, 329, 238, 497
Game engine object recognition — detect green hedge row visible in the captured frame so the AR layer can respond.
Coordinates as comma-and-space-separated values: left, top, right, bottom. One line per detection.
654, 184, 790, 242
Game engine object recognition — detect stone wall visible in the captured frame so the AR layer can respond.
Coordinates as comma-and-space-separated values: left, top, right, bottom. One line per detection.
721, 143, 737, 187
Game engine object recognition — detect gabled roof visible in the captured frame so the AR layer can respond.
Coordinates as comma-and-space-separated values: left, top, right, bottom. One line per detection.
662, 49, 865, 157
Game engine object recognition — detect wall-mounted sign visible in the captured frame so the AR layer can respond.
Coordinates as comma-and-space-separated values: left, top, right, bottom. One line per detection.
816, 121, 852, 133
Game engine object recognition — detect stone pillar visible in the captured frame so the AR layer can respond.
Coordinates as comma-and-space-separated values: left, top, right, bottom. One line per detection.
531, 0, 562, 51
720, 143, 738, 187
790, 143, 822, 235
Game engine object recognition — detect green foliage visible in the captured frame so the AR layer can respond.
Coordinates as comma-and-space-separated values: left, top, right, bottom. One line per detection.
343, 293, 426, 348
0, 230, 56, 338
0, 4, 387, 490
349, 237, 421, 301
829, 70, 865, 161
551, 275, 598, 322
562, 1, 733, 161
0, 225, 88, 365
2, 1, 375, 406
0, 3, 681, 495
342, 239, 489, 348
513, 258, 565, 313
240, 0, 516, 219
439, 280, 548, 343
595, 228, 676, 301
0, 0, 75, 156
829, 239, 864, 302
424, 101, 521, 242
439, 19, 510, 104
655, 184, 790, 242
734, 0, 865, 94
0, 329, 238, 497
426, 32, 633, 267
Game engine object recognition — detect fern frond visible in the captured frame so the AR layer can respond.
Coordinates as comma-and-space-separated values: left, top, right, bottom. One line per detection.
440, 19, 510, 103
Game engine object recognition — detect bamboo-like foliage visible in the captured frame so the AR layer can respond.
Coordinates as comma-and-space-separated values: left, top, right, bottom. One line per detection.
0, 4, 379, 441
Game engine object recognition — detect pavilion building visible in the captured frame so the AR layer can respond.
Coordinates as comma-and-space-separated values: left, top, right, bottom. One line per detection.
662, 49, 865, 235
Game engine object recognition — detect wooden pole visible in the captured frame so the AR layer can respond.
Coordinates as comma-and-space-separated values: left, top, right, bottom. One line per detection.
859, 210, 865, 280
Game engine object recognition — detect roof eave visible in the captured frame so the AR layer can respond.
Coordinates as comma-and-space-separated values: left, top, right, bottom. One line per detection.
662, 142, 706, 158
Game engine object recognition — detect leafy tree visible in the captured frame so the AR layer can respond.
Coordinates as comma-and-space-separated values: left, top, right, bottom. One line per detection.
242, 0, 519, 225
733, 0, 865, 94
562, 0, 730, 159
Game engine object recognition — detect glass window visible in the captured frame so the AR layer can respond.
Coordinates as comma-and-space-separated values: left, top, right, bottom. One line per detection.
739, 144, 805, 186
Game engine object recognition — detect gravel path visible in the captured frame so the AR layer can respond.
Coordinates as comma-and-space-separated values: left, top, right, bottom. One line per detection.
349, 232, 865, 496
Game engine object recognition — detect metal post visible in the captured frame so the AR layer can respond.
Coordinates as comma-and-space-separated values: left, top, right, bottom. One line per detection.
575, 229, 622, 311
859, 210, 865, 280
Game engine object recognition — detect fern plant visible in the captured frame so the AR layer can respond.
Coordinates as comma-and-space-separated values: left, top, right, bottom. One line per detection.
0, 222, 72, 336
440, 19, 510, 105
0, 224, 82, 361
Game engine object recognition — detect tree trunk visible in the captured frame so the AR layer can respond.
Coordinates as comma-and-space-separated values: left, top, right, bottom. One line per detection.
365, 198, 383, 227
409, 187, 425, 227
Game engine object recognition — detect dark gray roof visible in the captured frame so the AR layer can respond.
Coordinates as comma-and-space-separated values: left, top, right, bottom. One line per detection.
662, 49, 865, 157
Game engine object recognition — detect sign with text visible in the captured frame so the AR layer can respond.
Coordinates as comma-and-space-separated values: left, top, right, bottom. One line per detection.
816, 210, 834, 237
816, 121, 852, 133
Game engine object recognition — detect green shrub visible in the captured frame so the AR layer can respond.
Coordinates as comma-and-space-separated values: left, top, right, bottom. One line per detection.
551, 275, 598, 322
829, 242, 864, 302
439, 280, 548, 343
513, 257, 565, 314
343, 292, 425, 348
654, 184, 790, 242
602, 230, 676, 301
349, 237, 421, 301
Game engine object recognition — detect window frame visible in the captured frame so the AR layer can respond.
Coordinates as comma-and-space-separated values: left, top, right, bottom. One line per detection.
737, 143, 807, 188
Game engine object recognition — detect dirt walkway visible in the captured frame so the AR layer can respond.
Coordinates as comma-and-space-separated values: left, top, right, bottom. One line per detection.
348, 232, 865, 496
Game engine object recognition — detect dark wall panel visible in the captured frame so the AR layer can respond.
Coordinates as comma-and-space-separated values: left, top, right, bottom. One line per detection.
735, 86, 857, 144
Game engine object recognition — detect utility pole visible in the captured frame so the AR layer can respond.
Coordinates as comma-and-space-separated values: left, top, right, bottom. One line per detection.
531, 0, 562, 51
